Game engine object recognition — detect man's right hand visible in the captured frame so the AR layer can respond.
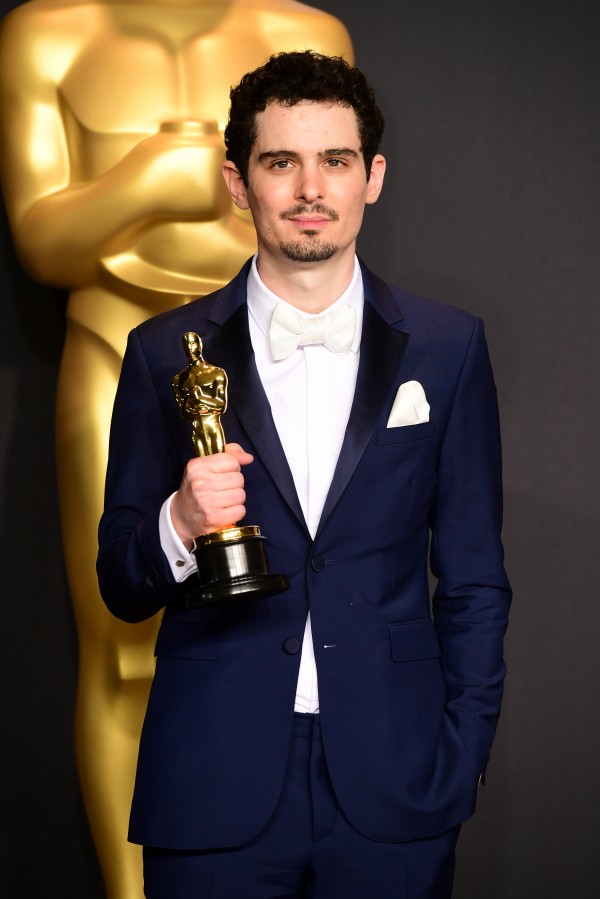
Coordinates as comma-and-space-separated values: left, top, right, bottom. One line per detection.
170, 443, 254, 550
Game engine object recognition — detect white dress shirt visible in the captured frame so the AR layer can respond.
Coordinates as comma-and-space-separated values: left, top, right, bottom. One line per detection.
159, 254, 364, 713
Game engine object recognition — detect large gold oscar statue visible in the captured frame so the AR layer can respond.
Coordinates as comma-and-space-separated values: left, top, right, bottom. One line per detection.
0, 2, 352, 895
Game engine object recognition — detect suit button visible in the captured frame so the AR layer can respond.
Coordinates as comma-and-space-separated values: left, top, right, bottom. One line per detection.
283, 637, 301, 655
311, 556, 325, 572
142, 569, 158, 591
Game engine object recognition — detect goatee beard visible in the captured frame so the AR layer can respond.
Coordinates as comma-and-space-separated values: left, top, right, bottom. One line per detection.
278, 203, 339, 262
279, 237, 338, 263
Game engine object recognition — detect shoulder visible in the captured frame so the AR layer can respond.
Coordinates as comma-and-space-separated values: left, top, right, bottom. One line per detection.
394, 286, 479, 347
134, 259, 250, 364
361, 261, 481, 350
240, 1, 351, 54
0, 2, 100, 82
137, 293, 219, 344
131, 296, 219, 382
0, 1, 98, 43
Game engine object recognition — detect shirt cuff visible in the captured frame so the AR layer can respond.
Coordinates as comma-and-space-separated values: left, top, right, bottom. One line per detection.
159, 493, 197, 582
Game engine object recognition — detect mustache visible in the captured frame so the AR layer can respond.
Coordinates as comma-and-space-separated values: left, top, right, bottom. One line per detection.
279, 203, 339, 222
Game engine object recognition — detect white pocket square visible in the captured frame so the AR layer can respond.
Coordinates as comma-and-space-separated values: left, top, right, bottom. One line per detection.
387, 380, 430, 427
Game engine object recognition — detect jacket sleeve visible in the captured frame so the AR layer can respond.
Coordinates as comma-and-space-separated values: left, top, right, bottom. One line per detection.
430, 317, 511, 775
97, 328, 189, 622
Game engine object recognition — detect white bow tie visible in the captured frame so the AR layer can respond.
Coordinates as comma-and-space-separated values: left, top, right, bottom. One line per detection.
269, 302, 356, 361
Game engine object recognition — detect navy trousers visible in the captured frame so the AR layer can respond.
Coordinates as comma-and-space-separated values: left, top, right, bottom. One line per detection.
143, 713, 460, 898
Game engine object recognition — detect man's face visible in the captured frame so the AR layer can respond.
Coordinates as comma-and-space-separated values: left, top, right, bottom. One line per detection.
223, 101, 385, 268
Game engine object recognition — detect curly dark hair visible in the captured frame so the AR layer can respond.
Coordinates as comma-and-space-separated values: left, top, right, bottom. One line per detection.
224, 50, 385, 186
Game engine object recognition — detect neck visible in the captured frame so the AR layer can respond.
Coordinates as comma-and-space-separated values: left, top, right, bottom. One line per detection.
256, 248, 357, 313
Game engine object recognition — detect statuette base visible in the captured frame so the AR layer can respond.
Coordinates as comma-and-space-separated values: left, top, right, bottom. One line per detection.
186, 526, 289, 607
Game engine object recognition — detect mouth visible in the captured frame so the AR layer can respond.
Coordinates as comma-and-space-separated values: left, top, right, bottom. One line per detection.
290, 217, 330, 230
280, 204, 339, 231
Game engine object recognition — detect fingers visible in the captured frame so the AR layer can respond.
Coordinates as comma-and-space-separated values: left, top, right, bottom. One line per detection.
170, 445, 253, 547
224, 443, 254, 466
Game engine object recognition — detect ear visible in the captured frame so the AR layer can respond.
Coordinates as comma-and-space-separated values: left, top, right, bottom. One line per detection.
365, 154, 386, 205
222, 161, 250, 210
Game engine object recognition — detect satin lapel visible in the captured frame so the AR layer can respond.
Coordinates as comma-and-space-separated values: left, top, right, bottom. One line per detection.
316, 277, 409, 538
204, 304, 307, 530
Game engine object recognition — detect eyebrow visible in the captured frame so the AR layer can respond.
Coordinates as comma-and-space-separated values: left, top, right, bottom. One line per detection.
257, 147, 360, 163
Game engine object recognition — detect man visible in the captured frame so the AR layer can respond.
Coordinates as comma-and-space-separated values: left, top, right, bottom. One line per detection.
98, 51, 511, 898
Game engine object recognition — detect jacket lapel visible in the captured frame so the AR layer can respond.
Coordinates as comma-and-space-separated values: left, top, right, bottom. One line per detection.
202, 269, 306, 530
316, 264, 409, 537
200, 260, 409, 541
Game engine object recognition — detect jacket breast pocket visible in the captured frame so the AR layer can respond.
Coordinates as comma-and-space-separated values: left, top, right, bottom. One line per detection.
155, 617, 221, 660
388, 619, 441, 662
377, 422, 436, 446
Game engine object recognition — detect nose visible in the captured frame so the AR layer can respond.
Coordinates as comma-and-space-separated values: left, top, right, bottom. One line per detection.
294, 164, 324, 203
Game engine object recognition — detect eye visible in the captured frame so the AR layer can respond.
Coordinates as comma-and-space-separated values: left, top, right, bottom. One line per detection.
272, 159, 292, 169
325, 157, 345, 168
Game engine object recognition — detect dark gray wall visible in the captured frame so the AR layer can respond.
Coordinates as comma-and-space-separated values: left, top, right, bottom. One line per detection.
1, 1, 598, 896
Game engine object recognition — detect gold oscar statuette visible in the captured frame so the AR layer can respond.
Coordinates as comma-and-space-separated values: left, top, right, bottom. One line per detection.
0, 2, 352, 890
172, 331, 289, 606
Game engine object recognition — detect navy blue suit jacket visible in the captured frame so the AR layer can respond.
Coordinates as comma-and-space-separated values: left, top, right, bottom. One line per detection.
97, 259, 511, 850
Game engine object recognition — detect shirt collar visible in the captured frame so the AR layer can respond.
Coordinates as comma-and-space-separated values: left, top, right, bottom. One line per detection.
247, 254, 364, 355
